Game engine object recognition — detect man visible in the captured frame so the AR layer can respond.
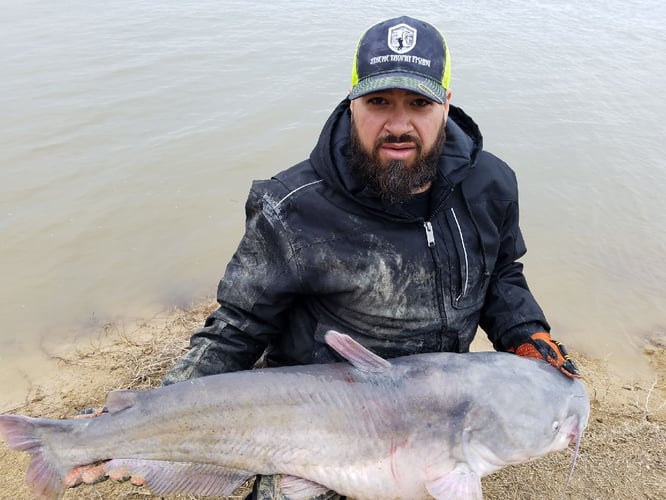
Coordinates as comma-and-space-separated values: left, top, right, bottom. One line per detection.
164, 15, 579, 500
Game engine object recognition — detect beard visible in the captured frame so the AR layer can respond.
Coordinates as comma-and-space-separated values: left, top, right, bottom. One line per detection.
348, 119, 446, 205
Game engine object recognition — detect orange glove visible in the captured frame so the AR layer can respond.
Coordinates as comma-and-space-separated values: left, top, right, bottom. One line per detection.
507, 332, 581, 378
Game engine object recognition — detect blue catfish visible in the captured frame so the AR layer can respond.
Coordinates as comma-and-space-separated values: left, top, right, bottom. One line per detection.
0, 331, 589, 499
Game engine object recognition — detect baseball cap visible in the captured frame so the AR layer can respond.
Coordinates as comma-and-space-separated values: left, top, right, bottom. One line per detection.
349, 16, 451, 104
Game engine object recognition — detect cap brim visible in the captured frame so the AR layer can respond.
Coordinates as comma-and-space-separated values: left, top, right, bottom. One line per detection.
348, 73, 447, 104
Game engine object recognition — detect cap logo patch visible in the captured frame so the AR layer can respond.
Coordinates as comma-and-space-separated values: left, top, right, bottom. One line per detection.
387, 23, 417, 54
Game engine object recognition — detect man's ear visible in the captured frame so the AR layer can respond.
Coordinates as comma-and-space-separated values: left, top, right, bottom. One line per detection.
442, 91, 452, 123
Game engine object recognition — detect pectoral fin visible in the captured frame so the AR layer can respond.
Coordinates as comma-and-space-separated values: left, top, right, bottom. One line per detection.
426, 466, 483, 500
324, 330, 391, 373
104, 459, 253, 496
105, 389, 141, 413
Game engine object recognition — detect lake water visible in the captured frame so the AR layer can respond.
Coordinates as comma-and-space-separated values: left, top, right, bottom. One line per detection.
1, 0, 665, 409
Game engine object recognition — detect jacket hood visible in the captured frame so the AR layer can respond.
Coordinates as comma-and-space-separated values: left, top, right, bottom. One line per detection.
309, 99, 484, 218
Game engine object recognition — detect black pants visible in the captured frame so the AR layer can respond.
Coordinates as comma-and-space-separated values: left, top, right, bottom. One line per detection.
245, 474, 345, 500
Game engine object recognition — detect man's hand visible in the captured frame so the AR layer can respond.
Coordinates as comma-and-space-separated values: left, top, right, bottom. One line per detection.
508, 332, 581, 378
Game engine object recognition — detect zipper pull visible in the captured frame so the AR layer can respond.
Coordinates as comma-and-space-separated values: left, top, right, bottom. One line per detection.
424, 221, 435, 247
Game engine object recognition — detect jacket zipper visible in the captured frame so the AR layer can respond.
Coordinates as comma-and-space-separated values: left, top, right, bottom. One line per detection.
423, 221, 435, 247
422, 220, 447, 350
422, 188, 454, 351
423, 209, 469, 301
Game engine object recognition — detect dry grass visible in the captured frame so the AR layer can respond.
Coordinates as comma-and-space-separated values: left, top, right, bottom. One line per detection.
1, 301, 664, 499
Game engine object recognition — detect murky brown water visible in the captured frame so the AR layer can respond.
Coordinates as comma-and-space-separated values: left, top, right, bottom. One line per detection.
1, 0, 665, 409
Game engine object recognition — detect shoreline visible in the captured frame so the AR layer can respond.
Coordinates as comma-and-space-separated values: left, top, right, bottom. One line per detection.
1, 300, 664, 499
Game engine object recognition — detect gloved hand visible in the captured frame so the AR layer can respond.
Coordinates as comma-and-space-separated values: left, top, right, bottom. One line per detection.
507, 332, 581, 378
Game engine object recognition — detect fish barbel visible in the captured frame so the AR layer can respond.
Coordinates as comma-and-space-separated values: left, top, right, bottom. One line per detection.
0, 331, 589, 499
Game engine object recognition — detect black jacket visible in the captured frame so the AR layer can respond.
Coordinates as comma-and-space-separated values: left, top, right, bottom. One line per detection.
163, 99, 549, 383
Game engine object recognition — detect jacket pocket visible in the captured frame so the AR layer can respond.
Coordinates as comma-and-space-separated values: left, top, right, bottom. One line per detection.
446, 208, 487, 310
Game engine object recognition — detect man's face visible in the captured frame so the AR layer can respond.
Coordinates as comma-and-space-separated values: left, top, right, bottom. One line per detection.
348, 88, 450, 204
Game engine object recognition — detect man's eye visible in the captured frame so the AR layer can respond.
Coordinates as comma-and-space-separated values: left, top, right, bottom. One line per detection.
367, 96, 388, 105
413, 99, 432, 107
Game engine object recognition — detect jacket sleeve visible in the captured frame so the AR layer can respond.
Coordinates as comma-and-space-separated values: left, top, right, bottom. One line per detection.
479, 198, 550, 351
162, 183, 302, 385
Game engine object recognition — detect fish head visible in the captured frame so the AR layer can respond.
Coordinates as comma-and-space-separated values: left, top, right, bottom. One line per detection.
514, 376, 590, 459
546, 402, 585, 453
541, 383, 590, 494
461, 359, 591, 477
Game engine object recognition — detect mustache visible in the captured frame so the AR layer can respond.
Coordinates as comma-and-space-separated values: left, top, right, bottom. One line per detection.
374, 134, 423, 156
379, 134, 421, 145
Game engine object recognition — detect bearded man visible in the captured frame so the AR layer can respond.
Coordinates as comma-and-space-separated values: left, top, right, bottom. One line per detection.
163, 15, 579, 500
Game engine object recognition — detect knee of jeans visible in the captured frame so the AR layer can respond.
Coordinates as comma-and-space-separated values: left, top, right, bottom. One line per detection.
247, 474, 345, 500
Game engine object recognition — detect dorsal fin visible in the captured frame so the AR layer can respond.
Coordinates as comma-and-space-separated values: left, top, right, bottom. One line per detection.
105, 389, 141, 413
324, 330, 392, 373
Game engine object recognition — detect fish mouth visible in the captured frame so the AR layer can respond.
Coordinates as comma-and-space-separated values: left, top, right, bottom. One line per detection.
567, 428, 579, 445
549, 415, 580, 454
565, 418, 580, 445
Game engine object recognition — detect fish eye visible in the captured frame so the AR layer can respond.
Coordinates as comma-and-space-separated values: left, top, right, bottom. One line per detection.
552, 421, 561, 433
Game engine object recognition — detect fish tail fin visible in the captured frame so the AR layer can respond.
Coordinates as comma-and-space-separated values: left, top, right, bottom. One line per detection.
0, 414, 67, 499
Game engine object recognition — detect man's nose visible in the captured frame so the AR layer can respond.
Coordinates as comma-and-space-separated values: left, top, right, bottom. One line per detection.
384, 106, 413, 137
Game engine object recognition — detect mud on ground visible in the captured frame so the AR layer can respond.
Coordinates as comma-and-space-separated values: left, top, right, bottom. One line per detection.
1, 302, 664, 499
